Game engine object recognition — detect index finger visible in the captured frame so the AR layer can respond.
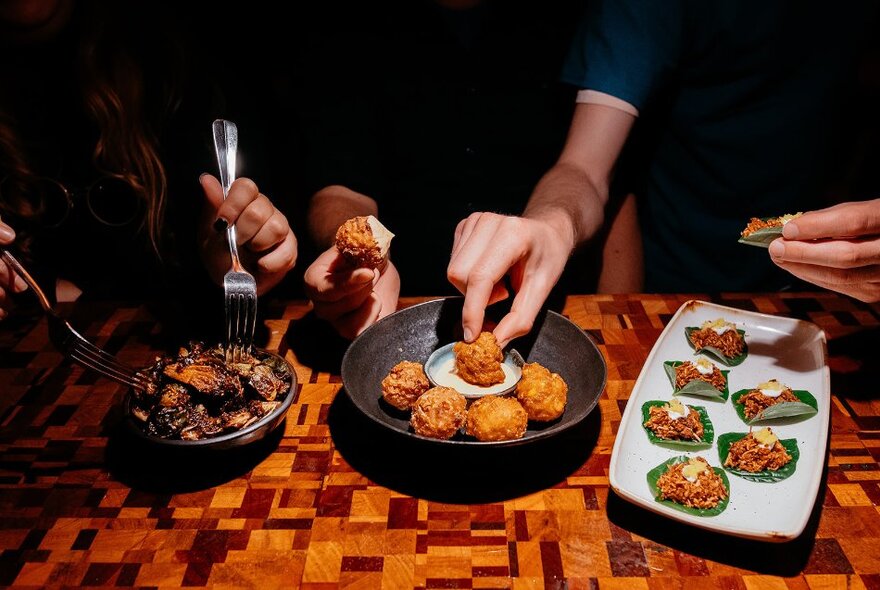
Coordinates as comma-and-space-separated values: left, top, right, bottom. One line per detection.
784, 199, 880, 241
459, 236, 525, 341
461, 275, 495, 343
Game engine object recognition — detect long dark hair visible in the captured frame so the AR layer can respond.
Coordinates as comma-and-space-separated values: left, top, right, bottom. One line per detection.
0, 0, 183, 258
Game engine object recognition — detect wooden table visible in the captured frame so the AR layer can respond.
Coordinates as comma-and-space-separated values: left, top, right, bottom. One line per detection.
1, 293, 879, 589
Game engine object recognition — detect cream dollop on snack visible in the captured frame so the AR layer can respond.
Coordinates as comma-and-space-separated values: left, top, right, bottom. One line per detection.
757, 379, 787, 398
665, 398, 687, 420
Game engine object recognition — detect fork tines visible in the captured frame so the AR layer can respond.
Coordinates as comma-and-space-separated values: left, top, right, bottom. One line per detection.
225, 289, 257, 363
52, 317, 147, 390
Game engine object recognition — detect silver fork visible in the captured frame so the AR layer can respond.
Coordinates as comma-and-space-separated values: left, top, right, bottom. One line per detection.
212, 119, 257, 363
1, 249, 147, 391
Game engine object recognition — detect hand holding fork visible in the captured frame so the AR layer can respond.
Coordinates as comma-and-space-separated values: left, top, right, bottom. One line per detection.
212, 119, 258, 363
0, 248, 147, 391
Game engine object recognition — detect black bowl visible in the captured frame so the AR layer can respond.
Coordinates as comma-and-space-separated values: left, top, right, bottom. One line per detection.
341, 297, 606, 446
123, 350, 297, 450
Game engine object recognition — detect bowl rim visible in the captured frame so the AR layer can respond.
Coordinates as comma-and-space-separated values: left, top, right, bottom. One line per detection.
123, 347, 297, 447
341, 296, 607, 446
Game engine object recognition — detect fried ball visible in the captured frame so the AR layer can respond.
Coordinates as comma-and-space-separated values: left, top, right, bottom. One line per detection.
334, 215, 394, 269
410, 386, 467, 440
465, 395, 528, 442
516, 362, 567, 421
381, 361, 430, 410
453, 331, 505, 386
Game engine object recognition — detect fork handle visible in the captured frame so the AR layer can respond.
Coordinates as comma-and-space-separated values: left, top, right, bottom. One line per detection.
212, 119, 245, 271
1, 249, 53, 313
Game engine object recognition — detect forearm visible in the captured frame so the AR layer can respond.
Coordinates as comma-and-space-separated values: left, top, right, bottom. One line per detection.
308, 185, 378, 249
523, 160, 608, 253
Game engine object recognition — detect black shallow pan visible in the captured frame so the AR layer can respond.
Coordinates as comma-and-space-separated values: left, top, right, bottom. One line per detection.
341, 297, 606, 446
123, 350, 297, 450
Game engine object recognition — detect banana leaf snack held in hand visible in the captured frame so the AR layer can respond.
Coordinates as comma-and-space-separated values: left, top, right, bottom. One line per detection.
738, 212, 803, 247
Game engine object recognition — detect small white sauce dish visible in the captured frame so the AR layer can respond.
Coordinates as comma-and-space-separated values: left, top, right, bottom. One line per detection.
423, 343, 524, 399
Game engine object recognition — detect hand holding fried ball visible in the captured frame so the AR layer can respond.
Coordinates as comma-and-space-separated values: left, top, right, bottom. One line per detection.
410, 386, 467, 440
335, 215, 394, 270
304, 215, 400, 340
516, 362, 567, 421
465, 395, 528, 442
381, 361, 430, 410
453, 331, 505, 386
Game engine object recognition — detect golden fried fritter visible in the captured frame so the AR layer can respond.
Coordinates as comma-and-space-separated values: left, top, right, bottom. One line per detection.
453, 331, 505, 386
516, 362, 567, 421
410, 386, 467, 439
334, 215, 394, 269
381, 361, 431, 410
465, 395, 528, 442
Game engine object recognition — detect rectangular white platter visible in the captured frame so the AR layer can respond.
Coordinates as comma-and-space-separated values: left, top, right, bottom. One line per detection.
608, 300, 830, 541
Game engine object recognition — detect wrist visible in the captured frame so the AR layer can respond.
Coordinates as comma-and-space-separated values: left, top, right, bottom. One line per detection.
525, 209, 578, 253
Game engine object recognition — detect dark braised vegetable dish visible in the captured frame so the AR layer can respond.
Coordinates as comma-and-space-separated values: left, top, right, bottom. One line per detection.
130, 342, 293, 440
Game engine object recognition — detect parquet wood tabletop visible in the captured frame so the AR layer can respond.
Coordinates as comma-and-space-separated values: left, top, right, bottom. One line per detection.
0, 293, 878, 589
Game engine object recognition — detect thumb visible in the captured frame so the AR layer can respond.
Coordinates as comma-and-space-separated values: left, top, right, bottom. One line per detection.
200, 173, 225, 210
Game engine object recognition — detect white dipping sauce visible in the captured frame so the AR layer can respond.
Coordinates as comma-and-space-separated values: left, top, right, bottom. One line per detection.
430, 355, 520, 397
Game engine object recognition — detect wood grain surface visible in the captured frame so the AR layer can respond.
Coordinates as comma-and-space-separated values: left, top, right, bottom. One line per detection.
0, 293, 878, 589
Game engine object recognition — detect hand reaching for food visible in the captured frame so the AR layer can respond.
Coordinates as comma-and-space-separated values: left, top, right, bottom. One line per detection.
0, 220, 29, 320
447, 212, 574, 348
767, 199, 880, 302
304, 216, 400, 339
199, 174, 298, 295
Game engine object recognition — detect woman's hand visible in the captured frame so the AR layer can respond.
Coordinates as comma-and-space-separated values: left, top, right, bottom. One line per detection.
769, 199, 880, 302
199, 174, 298, 294
0, 221, 29, 320
303, 246, 400, 340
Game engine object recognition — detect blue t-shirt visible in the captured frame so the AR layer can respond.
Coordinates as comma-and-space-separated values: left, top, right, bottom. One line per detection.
562, 0, 875, 292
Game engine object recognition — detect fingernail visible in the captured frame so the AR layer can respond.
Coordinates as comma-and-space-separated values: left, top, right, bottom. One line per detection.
463, 328, 473, 342
199, 172, 210, 182
0, 225, 14, 241
768, 240, 784, 259
213, 218, 228, 233
14, 276, 27, 292
782, 222, 799, 239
